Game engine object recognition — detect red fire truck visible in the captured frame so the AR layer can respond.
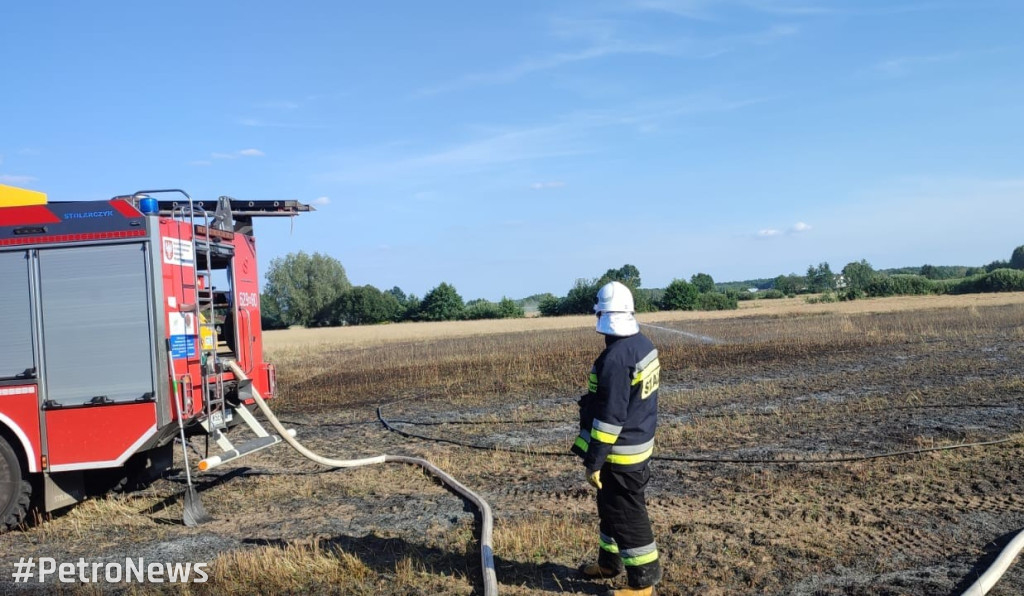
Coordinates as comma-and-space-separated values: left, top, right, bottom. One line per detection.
0, 185, 310, 530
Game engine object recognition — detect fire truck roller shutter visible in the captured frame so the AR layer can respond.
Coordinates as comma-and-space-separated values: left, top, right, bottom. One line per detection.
38, 244, 157, 406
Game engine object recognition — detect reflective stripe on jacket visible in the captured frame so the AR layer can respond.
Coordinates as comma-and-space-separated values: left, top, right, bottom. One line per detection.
572, 332, 660, 472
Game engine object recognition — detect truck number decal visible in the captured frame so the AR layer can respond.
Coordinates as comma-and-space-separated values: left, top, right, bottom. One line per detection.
237, 292, 259, 309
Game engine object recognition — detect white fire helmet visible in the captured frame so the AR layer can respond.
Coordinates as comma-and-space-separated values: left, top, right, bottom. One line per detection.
594, 281, 639, 337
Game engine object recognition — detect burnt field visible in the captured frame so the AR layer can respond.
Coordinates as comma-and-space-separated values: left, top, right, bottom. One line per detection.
2, 295, 1023, 595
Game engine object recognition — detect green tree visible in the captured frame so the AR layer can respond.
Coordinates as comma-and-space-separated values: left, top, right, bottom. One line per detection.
561, 278, 600, 315
263, 251, 351, 326
386, 286, 407, 304
498, 297, 525, 318
401, 294, 421, 321
386, 286, 420, 321
696, 292, 738, 311
463, 297, 523, 320
807, 262, 836, 293
842, 260, 876, 292
985, 260, 1009, 273
334, 285, 402, 325
919, 264, 938, 279
633, 288, 658, 313
464, 299, 502, 320
259, 292, 289, 330
661, 279, 699, 311
418, 282, 465, 321
1011, 246, 1024, 270
545, 265, 647, 316
602, 264, 642, 289
690, 273, 716, 294
538, 294, 561, 317
773, 274, 800, 295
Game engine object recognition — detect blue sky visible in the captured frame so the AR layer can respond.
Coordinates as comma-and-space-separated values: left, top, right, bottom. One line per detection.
2, 1, 1022, 300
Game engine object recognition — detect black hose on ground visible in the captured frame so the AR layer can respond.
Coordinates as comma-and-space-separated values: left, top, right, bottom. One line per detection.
375, 402, 1017, 465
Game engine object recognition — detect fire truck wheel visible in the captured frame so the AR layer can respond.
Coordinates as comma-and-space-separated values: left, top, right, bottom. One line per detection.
0, 435, 32, 532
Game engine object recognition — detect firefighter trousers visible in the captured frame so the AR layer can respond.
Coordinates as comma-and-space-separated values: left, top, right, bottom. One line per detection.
596, 463, 661, 588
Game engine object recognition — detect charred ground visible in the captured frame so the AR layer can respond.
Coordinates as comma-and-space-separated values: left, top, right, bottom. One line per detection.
1, 296, 1023, 595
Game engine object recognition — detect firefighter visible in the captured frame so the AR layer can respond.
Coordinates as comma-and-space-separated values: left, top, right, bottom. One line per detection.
572, 281, 662, 595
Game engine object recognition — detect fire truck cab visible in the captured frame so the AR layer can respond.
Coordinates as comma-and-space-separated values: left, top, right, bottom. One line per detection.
0, 185, 309, 531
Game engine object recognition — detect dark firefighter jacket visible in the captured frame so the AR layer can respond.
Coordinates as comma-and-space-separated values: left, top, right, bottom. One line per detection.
571, 332, 660, 473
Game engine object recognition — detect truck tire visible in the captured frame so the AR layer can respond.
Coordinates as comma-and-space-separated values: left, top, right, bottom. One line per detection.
0, 435, 31, 532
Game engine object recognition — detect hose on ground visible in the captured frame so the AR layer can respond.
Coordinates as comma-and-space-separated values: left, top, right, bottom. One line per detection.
226, 362, 497, 596
281, 400, 1013, 431
375, 401, 1023, 593
961, 528, 1024, 596
376, 400, 1016, 465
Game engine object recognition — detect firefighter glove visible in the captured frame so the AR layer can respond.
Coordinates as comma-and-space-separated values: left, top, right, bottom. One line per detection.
587, 469, 603, 490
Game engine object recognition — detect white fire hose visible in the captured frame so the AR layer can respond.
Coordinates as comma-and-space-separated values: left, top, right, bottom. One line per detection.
960, 529, 1024, 596
226, 361, 497, 596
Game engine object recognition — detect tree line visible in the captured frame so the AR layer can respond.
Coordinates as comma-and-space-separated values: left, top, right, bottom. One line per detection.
534, 264, 739, 316
260, 252, 524, 329
767, 244, 1024, 303
259, 256, 741, 329
259, 244, 1024, 329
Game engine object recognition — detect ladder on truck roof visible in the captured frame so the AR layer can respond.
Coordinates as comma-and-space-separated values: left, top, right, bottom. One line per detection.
113, 190, 315, 236
159, 197, 314, 236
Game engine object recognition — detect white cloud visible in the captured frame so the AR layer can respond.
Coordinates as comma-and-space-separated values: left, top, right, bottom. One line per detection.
312, 196, 331, 205
210, 149, 266, 160
531, 181, 566, 190
757, 222, 810, 238
0, 174, 37, 184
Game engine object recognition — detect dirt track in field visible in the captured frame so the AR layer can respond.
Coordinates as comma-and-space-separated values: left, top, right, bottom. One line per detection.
1, 295, 1023, 595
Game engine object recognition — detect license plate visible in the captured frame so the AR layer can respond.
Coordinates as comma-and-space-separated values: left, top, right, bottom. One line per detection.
210, 409, 233, 426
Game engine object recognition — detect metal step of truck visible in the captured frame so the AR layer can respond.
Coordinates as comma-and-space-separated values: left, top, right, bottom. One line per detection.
197, 433, 294, 471
196, 395, 295, 472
